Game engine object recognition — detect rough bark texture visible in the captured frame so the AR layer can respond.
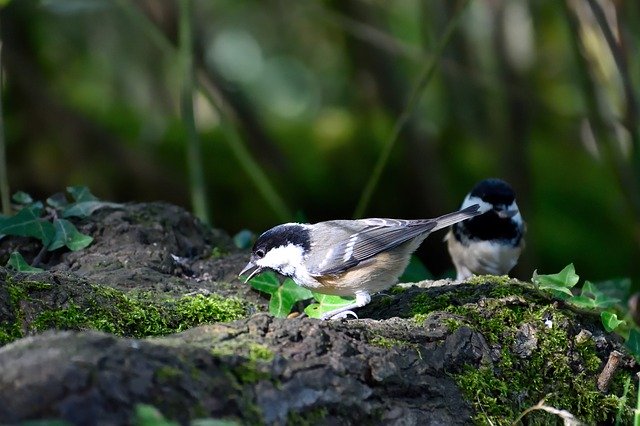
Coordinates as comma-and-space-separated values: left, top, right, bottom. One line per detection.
0, 202, 636, 425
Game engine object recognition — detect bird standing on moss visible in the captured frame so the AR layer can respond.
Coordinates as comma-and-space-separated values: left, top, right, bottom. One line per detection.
240, 205, 483, 319
445, 178, 525, 280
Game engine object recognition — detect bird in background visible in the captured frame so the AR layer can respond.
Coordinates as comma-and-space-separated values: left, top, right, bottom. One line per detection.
240, 204, 483, 319
445, 178, 525, 281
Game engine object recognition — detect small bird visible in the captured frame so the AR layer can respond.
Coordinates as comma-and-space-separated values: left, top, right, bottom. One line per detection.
445, 178, 525, 281
240, 204, 482, 319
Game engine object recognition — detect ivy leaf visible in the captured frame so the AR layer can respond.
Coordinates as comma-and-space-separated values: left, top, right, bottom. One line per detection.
7, 251, 43, 273
304, 293, 355, 319
626, 329, 640, 360
67, 185, 98, 202
48, 219, 94, 251
247, 271, 281, 295
268, 279, 313, 317
0, 205, 55, 246
46, 192, 69, 209
601, 311, 625, 333
399, 255, 432, 283
12, 191, 33, 205
568, 281, 620, 310
567, 295, 597, 309
532, 264, 579, 298
62, 200, 121, 218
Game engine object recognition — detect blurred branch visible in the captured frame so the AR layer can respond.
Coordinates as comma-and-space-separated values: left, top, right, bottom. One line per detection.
353, 0, 471, 219
0, 41, 11, 216
585, 0, 640, 176
0, 40, 9, 215
564, 0, 640, 231
178, 0, 209, 224
116, 0, 292, 222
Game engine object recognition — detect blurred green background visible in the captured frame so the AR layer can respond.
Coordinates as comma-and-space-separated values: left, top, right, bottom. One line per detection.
1, 0, 639, 283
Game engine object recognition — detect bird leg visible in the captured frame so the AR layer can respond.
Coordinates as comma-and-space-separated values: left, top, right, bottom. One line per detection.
320, 291, 371, 320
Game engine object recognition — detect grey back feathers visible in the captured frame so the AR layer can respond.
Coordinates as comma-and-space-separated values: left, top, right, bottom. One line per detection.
306, 204, 480, 276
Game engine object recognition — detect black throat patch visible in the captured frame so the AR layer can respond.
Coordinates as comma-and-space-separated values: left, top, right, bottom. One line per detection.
453, 212, 522, 245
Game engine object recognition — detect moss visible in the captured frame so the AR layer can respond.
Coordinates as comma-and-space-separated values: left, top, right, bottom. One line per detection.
248, 343, 274, 362
369, 335, 407, 349
3, 278, 251, 345
1, 279, 54, 344
450, 298, 634, 424
209, 246, 228, 258
154, 366, 183, 383
287, 407, 328, 426
466, 275, 513, 287
389, 286, 407, 295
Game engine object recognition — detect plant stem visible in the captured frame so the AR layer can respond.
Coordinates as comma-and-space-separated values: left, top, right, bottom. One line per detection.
0, 41, 10, 215
116, 0, 291, 222
353, 0, 471, 219
179, 0, 210, 224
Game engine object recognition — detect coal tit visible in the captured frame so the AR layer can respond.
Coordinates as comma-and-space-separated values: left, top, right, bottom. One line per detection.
445, 178, 525, 280
240, 204, 482, 319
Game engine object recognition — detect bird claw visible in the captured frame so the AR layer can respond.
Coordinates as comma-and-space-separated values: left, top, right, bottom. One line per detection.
322, 310, 359, 320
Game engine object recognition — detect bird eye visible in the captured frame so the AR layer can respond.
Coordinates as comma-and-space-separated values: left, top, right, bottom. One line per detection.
255, 249, 265, 258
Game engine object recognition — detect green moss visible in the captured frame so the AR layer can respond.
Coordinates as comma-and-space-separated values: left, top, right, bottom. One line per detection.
154, 366, 183, 383
3, 278, 251, 345
389, 286, 407, 295
248, 343, 274, 362
287, 407, 328, 426
451, 300, 633, 424
210, 246, 228, 258
1, 279, 55, 344
369, 335, 407, 349
466, 275, 513, 287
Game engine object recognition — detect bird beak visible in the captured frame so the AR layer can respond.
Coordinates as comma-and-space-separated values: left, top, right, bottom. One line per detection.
496, 209, 517, 219
239, 260, 263, 283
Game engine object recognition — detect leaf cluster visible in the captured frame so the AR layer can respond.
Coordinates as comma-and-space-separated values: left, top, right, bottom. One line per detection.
247, 271, 356, 319
1, 186, 121, 272
533, 264, 637, 357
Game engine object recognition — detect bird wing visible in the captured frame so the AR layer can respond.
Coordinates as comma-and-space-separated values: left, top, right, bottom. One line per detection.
306, 205, 480, 276
307, 218, 437, 276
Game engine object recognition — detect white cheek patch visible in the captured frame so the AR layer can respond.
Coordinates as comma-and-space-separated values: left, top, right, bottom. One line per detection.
256, 244, 305, 276
509, 201, 524, 225
462, 195, 493, 214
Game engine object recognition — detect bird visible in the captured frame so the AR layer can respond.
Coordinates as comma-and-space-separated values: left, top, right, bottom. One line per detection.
239, 204, 482, 319
445, 178, 525, 281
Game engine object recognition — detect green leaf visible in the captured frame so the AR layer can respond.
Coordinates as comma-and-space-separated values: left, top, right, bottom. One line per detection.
568, 295, 597, 309
532, 264, 579, 297
48, 219, 93, 251
399, 255, 433, 282
0, 206, 55, 246
46, 192, 69, 209
12, 191, 33, 205
268, 279, 313, 317
304, 293, 355, 319
133, 404, 178, 426
626, 329, 640, 359
248, 271, 281, 295
7, 251, 43, 273
62, 200, 121, 218
601, 311, 625, 333
67, 185, 98, 202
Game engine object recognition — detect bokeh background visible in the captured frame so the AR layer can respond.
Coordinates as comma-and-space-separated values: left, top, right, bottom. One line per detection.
1, 0, 639, 284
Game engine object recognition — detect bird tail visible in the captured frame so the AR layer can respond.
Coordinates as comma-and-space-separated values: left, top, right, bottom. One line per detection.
431, 204, 481, 232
